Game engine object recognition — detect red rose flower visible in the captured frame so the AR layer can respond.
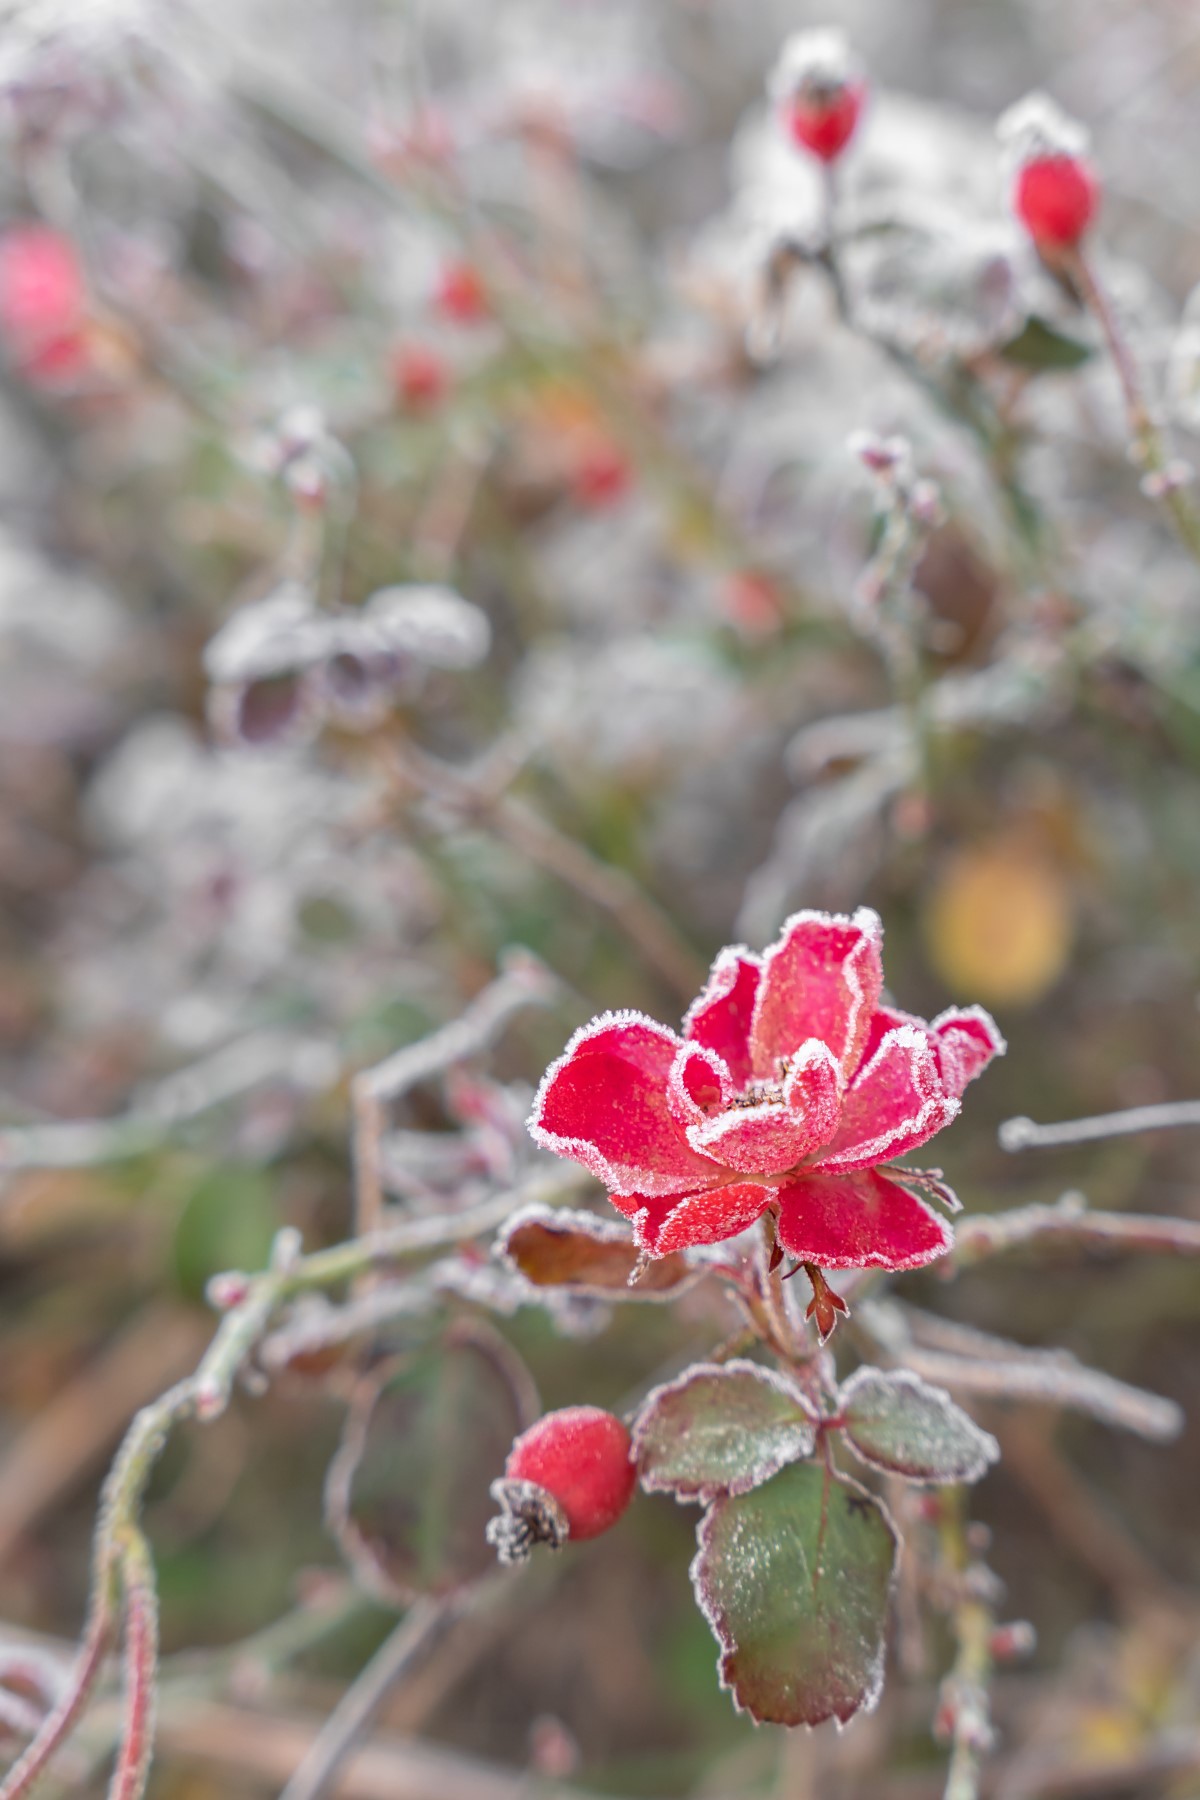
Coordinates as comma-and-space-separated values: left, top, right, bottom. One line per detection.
529, 908, 1003, 1268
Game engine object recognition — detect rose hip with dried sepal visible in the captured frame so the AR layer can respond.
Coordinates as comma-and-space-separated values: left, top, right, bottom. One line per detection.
769, 29, 866, 165
998, 92, 1099, 252
486, 1406, 635, 1564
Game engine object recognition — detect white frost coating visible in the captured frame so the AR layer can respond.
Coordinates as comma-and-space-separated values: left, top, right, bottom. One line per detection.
630, 1183, 774, 1258
203, 583, 331, 683
687, 1468, 896, 1731
838, 1366, 1000, 1484
777, 1177, 954, 1272
668, 1039, 734, 1127
632, 1358, 818, 1505
362, 583, 491, 669
751, 906, 883, 1079
768, 28, 860, 103
930, 1004, 1008, 1090
996, 91, 1089, 165
682, 943, 761, 1041
812, 1024, 959, 1174
493, 1200, 703, 1307
526, 1009, 724, 1198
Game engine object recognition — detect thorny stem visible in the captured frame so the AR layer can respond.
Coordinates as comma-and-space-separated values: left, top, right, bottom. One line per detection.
108, 1531, 157, 1800
1069, 248, 1200, 566
757, 1216, 799, 1360
0, 1160, 578, 1800
1000, 1097, 1200, 1152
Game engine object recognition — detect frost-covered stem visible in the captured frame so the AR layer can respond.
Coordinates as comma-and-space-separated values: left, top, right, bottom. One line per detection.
351, 951, 557, 1234
938, 1494, 995, 1800
0, 1591, 114, 1800
757, 1217, 799, 1359
1000, 1098, 1200, 1152
0, 1031, 334, 1173
1069, 248, 1200, 565
277, 1597, 461, 1800
952, 1191, 1200, 1264
394, 741, 705, 1000
818, 164, 851, 322
108, 1531, 157, 1800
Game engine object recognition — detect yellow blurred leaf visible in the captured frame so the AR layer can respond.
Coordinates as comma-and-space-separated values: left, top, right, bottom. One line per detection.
925, 838, 1073, 1007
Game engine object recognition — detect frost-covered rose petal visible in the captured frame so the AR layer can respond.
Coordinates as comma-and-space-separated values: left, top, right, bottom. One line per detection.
775, 1169, 952, 1270
750, 909, 883, 1079
529, 1012, 723, 1198
931, 1006, 1005, 1097
812, 1025, 959, 1173
683, 948, 761, 1090
628, 1182, 773, 1255
685, 1041, 843, 1176
668, 1041, 734, 1127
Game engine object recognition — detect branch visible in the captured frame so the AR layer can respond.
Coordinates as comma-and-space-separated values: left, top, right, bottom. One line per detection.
857, 1302, 1184, 1443
950, 1191, 1200, 1267
0, 1031, 336, 1176
352, 949, 558, 1234
999, 1098, 1200, 1152
278, 1598, 465, 1800
394, 743, 705, 1003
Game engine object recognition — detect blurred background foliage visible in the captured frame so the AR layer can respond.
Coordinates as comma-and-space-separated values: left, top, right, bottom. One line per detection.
1, 0, 1200, 1795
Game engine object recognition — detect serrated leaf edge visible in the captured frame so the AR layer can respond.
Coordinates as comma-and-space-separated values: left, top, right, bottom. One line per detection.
688, 1464, 899, 1731
632, 1359, 818, 1505
839, 1366, 1000, 1485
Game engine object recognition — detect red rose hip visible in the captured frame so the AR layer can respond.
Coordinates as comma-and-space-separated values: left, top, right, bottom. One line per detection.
1012, 155, 1098, 249
486, 1406, 635, 1563
770, 29, 866, 165
998, 93, 1098, 252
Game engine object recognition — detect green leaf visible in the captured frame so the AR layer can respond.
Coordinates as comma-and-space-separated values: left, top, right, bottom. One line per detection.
692, 1461, 897, 1727
840, 1368, 999, 1484
325, 1325, 529, 1600
633, 1361, 817, 1504
172, 1166, 279, 1302
998, 315, 1093, 372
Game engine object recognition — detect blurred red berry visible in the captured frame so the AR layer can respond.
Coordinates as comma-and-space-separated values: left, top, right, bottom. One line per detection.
391, 341, 449, 412
722, 569, 785, 636
783, 81, 865, 163
0, 224, 90, 385
1012, 153, 1098, 249
571, 441, 631, 509
435, 259, 489, 325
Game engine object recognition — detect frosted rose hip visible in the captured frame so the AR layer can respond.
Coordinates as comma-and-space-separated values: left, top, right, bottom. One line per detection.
998, 92, 1098, 252
487, 1406, 635, 1563
769, 29, 866, 165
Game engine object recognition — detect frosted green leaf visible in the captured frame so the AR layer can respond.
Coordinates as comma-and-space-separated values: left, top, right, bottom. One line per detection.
840, 1367, 999, 1484
632, 1360, 818, 1503
691, 1461, 897, 1728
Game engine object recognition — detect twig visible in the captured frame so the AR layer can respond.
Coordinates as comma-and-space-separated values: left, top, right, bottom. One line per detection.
352, 950, 557, 1235
857, 1302, 1183, 1443
108, 1531, 157, 1800
393, 743, 705, 1003
999, 1098, 1200, 1152
277, 1598, 464, 1800
0, 1032, 336, 1177
937, 1493, 997, 1800
951, 1190, 1200, 1265
1068, 248, 1200, 564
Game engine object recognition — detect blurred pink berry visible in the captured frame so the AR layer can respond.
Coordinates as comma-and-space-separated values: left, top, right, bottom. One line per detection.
0, 224, 90, 385
571, 441, 631, 509
391, 341, 450, 412
784, 81, 865, 163
435, 259, 489, 325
